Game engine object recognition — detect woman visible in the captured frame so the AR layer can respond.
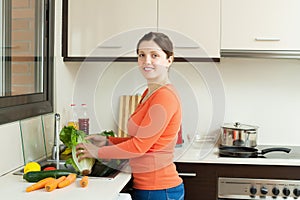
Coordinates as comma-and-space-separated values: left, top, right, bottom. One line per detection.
76, 32, 184, 200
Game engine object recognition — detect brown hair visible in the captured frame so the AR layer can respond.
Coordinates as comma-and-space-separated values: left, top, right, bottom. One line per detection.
136, 32, 174, 59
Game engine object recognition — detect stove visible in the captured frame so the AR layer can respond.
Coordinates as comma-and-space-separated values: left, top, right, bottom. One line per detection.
217, 145, 300, 199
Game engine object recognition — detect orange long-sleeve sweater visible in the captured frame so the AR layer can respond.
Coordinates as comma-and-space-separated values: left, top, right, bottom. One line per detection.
98, 84, 182, 190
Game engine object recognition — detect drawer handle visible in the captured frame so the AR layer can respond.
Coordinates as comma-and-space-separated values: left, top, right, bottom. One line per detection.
255, 37, 280, 41
178, 173, 197, 177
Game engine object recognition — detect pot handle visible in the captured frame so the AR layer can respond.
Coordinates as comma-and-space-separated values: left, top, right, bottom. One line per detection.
261, 147, 291, 155
246, 130, 256, 134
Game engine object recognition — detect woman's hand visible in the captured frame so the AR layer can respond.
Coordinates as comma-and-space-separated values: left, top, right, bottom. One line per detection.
85, 134, 107, 147
76, 143, 99, 162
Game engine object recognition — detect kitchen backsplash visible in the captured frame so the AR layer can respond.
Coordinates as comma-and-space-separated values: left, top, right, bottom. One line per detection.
0, 57, 300, 176
20, 117, 46, 163
68, 58, 300, 147
0, 122, 23, 176
218, 58, 300, 145
0, 114, 54, 176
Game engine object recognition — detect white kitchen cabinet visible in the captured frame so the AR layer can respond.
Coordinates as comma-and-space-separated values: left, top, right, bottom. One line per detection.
67, 0, 157, 57
64, 0, 220, 60
221, 0, 300, 51
158, 0, 220, 58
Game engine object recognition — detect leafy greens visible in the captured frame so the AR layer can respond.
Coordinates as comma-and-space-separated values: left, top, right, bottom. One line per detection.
59, 126, 95, 175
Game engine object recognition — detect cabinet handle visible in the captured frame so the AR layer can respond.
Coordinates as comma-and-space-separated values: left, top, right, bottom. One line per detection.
97, 46, 122, 49
178, 172, 197, 177
174, 46, 200, 49
255, 37, 280, 41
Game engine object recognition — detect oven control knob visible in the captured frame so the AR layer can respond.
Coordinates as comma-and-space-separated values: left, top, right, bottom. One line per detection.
293, 188, 300, 197
272, 187, 280, 196
250, 187, 257, 195
260, 186, 268, 195
283, 188, 290, 196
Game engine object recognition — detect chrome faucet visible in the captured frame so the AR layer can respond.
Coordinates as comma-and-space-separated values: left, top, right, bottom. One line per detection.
52, 113, 61, 169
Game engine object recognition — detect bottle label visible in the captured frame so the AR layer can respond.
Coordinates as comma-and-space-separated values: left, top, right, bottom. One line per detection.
79, 118, 89, 134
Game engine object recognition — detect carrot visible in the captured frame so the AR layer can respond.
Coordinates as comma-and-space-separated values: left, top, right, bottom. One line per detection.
57, 173, 77, 188
45, 176, 66, 192
26, 177, 55, 192
79, 176, 89, 188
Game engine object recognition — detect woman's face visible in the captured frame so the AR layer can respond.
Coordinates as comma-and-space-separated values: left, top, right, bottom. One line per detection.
137, 40, 173, 83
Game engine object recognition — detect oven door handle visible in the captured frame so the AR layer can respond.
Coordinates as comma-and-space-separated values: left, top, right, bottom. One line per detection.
178, 172, 197, 177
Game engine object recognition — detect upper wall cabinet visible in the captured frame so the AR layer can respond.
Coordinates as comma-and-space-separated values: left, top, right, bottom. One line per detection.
221, 0, 300, 58
62, 0, 220, 62
64, 0, 157, 59
158, 0, 220, 58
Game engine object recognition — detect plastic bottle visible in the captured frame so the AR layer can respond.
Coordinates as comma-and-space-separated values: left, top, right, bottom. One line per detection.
176, 124, 183, 148
78, 103, 90, 134
67, 104, 79, 129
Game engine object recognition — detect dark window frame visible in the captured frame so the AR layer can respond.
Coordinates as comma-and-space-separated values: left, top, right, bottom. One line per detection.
0, 0, 54, 125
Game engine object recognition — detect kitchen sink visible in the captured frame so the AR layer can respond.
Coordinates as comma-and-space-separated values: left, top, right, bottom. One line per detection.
13, 158, 127, 179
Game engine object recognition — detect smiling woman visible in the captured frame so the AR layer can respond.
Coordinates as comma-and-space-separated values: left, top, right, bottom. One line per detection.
0, 0, 54, 124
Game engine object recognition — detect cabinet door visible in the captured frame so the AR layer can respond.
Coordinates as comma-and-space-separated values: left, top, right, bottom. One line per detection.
67, 0, 157, 57
221, 0, 300, 50
175, 163, 217, 200
158, 0, 220, 58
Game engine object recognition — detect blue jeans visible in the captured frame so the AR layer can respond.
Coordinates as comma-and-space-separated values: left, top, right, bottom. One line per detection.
132, 183, 185, 200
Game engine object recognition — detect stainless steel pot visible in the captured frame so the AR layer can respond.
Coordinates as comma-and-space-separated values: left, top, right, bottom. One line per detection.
221, 122, 259, 147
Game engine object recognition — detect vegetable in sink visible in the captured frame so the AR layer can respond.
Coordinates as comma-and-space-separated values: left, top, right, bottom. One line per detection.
59, 126, 95, 176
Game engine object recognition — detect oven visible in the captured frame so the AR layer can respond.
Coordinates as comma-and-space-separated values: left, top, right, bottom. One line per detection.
217, 145, 300, 200
218, 177, 300, 199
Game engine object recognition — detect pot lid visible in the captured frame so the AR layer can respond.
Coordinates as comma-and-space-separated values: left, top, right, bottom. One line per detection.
222, 122, 259, 130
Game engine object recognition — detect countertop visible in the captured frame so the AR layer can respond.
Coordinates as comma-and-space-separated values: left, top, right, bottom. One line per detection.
1, 142, 299, 200
0, 170, 131, 200
175, 140, 300, 166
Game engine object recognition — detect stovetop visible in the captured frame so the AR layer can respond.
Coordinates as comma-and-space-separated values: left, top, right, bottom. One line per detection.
219, 145, 300, 160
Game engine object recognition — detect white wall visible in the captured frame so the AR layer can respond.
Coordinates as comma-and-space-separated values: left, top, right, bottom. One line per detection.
67, 58, 300, 147
63, 49, 300, 147
218, 58, 300, 145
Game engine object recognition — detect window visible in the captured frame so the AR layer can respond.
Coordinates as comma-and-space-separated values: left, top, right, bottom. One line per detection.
0, 0, 54, 124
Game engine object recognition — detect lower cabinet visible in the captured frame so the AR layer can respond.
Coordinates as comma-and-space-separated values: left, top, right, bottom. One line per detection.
121, 162, 300, 200
175, 162, 300, 200
175, 163, 217, 200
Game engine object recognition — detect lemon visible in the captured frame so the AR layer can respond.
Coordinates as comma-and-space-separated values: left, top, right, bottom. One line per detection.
67, 121, 79, 130
24, 162, 41, 174
61, 147, 72, 155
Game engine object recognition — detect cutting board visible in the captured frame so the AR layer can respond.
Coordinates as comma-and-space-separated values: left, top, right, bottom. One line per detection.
117, 95, 141, 137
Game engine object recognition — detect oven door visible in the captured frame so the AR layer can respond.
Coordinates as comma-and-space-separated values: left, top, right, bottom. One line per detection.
218, 177, 300, 200
218, 177, 263, 200
218, 198, 277, 200
218, 196, 266, 200
218, 199, 250, 200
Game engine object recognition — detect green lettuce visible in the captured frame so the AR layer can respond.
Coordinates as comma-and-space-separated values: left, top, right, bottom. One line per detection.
99, 130, 115, 137
59, 126, 95, 175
